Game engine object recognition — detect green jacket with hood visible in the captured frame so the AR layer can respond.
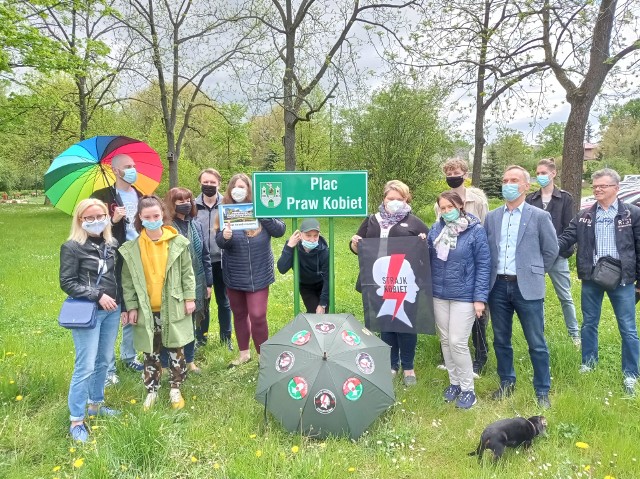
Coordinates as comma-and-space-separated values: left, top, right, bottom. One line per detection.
119, 228, 196, 352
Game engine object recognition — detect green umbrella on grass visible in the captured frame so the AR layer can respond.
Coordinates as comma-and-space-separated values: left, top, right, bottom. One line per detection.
255, 313, 395, 440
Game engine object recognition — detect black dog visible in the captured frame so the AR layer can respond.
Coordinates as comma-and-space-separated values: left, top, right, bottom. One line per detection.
469, 416, 547, 461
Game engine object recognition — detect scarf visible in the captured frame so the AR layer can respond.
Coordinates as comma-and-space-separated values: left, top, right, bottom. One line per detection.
433, 216, 469, 261
378, 202, 412, 229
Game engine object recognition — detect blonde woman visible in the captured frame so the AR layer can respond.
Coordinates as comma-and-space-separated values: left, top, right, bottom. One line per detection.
59, 199, 121, 442
215, 173, 286, 366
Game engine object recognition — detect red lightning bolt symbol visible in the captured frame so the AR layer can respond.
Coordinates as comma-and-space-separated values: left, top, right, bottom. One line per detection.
383, 254, 406, 320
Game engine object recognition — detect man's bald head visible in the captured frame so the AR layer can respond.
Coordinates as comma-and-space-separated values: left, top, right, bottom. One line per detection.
111, 154, 135, 170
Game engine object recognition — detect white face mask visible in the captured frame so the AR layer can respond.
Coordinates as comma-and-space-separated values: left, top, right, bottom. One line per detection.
231, 187, 247, 202
82, 218, 108, 235
386, 200, 404, 214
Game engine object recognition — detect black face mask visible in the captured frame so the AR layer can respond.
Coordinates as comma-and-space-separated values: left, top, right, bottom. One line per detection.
175, 203, 192, 216
446, 175, 465, 188
201, 184, 217, 197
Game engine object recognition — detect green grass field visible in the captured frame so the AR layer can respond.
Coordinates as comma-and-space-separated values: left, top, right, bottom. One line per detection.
1, 203, 639, 479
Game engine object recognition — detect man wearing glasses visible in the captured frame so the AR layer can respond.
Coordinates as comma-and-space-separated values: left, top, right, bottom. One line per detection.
558, 168, 640, 396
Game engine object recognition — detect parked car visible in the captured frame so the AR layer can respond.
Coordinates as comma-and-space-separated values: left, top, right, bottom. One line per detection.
580, 188, 640, 209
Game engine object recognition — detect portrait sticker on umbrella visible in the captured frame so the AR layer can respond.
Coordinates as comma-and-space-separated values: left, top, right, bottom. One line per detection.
343, 378, 363, 401
314, 322, 336, 334
342, 330, 361, 346
288, 377, 308, 400
291, 330, 311, 345
356, 352, 375, 374
314, 389, 337, 414
275, 352, 295, 373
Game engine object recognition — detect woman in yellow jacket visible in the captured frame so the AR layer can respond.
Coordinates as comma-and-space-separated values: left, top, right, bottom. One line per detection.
120, 195, 196, 410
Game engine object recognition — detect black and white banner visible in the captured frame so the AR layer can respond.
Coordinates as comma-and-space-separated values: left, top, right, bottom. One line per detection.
358, 236, 435, 334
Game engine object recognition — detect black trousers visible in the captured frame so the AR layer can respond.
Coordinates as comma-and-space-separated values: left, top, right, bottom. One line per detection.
299, 282, 325, 313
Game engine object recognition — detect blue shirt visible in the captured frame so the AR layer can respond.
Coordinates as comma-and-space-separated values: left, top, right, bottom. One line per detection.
593, 200, 619, 265
496, 202, 524, 275
117, 188, 139, 241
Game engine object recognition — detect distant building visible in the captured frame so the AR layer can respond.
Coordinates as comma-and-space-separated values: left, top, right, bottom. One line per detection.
584, 143, 599, 161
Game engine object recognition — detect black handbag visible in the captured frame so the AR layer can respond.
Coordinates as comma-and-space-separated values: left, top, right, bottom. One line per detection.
58, 244, 107, 329
591, 256, 622, 291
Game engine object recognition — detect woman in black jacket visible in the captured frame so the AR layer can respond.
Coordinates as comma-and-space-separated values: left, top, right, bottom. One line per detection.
350, 180, 428, 387
59, 198, 121, 442
216, 173, 286, 367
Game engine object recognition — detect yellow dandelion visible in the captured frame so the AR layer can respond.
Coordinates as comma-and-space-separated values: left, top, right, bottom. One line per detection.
5, 352, 14, 356
348, 467, 356, 472
52, 466, 61, 472
584, 465, 590, 471
213, 463, 220, 470
576, 442, 590, 449
291, 445, 299, 454
130, 399, 137, 404
69, 447, 76, 453
190, 456, 198, 463
402, 399, 406, 403
192, 395, 197, 400
255, 450, 263, 458
15, 395, 23, 401
9, 380, 14, 384
73, 458, 84, 468
604, 475, 616, 479
203, 332, 208, 336
249, 434, 257, 439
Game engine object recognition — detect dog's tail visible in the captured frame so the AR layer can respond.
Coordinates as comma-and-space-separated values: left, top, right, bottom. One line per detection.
468, 442, 481, 457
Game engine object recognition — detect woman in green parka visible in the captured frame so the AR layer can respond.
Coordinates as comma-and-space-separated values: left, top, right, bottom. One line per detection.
119, 195, 196, 411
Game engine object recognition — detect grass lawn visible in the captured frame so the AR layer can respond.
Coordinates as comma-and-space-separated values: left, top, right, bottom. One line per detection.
1, 203, 639, 479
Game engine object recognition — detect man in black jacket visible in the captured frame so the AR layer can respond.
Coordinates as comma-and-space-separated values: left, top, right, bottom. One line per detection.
526, 159, 580, 345
92, 154, 144, 383
558, 168, 640, 396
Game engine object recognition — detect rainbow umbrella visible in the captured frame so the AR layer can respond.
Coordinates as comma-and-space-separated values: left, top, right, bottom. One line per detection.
45, 136, 163, 215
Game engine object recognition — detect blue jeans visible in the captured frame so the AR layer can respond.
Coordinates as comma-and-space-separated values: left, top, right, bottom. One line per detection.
381, 332, 418, 371
488, 278, 551, 395
107, 322, 136, 375
197, 262, 232, 343
68, 307, 121, 421
547, 257, 579, 337
581, 280, 640, 377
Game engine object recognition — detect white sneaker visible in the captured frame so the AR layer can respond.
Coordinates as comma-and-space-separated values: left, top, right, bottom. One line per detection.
436, 364, 447, 371
571, 336, 582, 347
623, 376, 637, 396
104, 373, 119, 387
169, 388, 185, 410
579, 364, 593, 374
143, 392, 158, 411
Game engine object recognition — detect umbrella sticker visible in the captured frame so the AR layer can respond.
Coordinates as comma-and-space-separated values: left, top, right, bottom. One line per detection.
314, 389, 337, 414
275, 351, 295, 373
342, 330, 361, 346
288, 377, 308, 400
291, 330, 311, 345
343, 378, 363, 401
356, 352, 375, 374
314, 322, 336, 334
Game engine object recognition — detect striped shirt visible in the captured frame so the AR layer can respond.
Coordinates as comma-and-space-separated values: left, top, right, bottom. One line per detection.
593, 200, 619, 265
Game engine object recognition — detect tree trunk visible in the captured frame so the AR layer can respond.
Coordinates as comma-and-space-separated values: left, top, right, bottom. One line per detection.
472, 106, 486, 185
471, 0, 490, 186
283, 112, 297, 171
561, 101, 591, 215
77, 76, 88, 140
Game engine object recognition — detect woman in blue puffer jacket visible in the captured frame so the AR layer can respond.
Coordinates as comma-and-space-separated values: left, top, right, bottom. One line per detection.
428, 190, 490, 410
215, 173, 286, 367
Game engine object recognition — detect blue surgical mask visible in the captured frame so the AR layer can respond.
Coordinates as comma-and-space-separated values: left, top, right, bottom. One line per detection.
301, 239, 318, 250
82, 218, 108, 235
441, 209, 460, 223
142, 219, 163, 231
386, 200, 404, 214
122, 167, 137, 184
537, 175, 551, 187
502, 184, 521, 202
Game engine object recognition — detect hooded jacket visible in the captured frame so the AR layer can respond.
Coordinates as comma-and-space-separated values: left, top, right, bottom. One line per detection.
215, 218, 286, 292
277, 235, 329, 307
194, 192, 223, 263
427, 213, 491, 303
119, 226, 196, 351
558, 200, 640, 285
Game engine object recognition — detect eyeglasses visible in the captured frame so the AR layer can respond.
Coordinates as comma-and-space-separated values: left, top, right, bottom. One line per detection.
82, 214, 107, 223
591, 185, 617, 191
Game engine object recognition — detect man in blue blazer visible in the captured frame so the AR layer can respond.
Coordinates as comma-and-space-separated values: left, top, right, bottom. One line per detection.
485, 165, 559, 408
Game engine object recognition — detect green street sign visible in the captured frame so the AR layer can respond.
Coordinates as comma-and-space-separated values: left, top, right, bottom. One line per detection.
252, 171, 368, 218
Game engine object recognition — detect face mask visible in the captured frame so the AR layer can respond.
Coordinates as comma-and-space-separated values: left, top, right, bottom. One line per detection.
537, 175, 551, 187
386, 200, 404, 214
446, 175, 465, 188
502, 183, 522, 202
175, 203, 192, 216
231, 187, 247, 202
441, 209, 460, 223
121, 167, 137, 184
301, 239, 318, 250
82, 218, 108, 235
142, 219, 163, 231
201, 184, 217, 197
